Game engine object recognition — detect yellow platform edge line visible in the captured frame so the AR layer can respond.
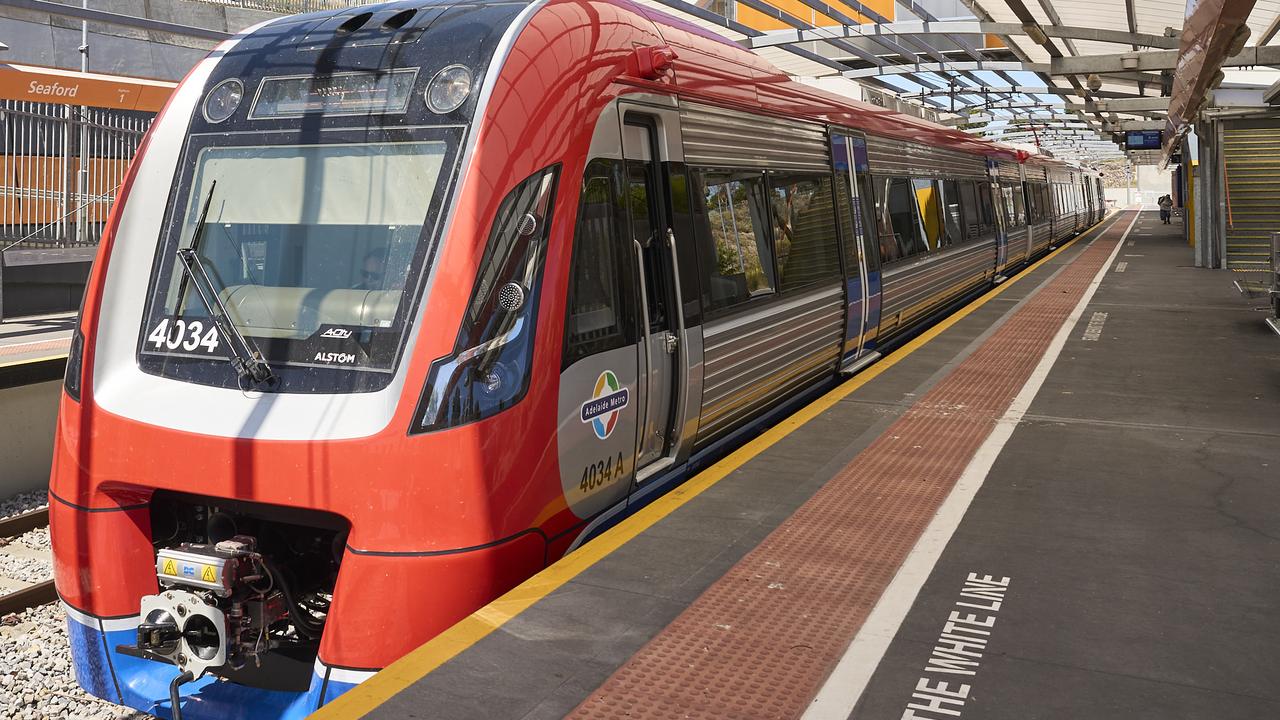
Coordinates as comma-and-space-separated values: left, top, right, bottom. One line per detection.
311, 211, 1125, 720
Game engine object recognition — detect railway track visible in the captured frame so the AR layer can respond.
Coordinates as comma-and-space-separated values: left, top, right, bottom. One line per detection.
0, 504, 55, 616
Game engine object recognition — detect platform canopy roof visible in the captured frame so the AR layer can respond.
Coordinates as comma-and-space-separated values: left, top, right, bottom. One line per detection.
648, 0, 1280, 167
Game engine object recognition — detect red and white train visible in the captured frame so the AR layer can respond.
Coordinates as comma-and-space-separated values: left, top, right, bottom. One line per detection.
49, 0, 1104, 717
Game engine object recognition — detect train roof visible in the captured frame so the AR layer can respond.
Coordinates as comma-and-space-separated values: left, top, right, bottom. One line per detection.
235, 0, 1097, 176
619, 0, 1096, 175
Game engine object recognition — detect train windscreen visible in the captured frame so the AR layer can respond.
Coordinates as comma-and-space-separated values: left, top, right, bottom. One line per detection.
138, 134, 459, 391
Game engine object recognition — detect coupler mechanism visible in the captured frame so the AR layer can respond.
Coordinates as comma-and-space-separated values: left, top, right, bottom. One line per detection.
125, 536, 291, 678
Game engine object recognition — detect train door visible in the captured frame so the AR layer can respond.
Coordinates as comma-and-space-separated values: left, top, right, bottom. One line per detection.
621, 114, 683, 481
989, 163, 1008, 270
830, 131, 881, 368
1021, 168, 1034, 259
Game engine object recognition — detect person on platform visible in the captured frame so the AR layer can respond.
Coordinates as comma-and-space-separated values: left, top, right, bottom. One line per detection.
1158, 194, 1173, 224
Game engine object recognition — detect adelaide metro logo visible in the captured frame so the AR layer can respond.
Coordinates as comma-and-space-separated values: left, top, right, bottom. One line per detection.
580, 370, 629, 440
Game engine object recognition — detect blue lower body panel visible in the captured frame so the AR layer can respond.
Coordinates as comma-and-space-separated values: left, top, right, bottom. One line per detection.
66, 609, 358, 719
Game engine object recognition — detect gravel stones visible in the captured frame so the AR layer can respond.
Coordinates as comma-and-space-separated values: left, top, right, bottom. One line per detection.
0, 490, 46, 522
13, 527, 51, 552
0, 552, 50, 585
0, 490, 151, 719
0, 603, 154, 719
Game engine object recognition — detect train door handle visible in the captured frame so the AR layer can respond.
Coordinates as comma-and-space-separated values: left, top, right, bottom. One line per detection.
664, 332, 678, 354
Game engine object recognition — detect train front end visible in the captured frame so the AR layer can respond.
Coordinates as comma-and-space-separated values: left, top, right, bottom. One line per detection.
47, 1, 573, 717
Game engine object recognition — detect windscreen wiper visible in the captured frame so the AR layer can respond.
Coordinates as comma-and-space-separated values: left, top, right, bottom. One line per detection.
173, 181, 215, 329
176, 248, 276, 386
172, 184, 276, 386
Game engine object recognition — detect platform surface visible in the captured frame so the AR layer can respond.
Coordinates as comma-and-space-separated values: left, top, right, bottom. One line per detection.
0, 312, 74, 366
318, 210, 1280, 720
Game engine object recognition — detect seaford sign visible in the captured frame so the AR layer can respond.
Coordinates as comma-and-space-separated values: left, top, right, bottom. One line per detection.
580, 370, 629, 440
28, 80, 80, 99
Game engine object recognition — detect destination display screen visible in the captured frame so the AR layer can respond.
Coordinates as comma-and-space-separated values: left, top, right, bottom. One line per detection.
1125, 130, 1163, 150
250, 69, 419, 119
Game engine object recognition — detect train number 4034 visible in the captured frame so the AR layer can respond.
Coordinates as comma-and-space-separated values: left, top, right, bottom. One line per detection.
580, 452, 626, 493
147, 318, 221, 353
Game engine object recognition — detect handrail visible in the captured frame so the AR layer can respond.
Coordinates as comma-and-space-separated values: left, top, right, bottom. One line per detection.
1224, 155, 1234, 230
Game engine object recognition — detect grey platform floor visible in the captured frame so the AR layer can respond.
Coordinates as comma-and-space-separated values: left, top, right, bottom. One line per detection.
853, 215, 1280, 719
0, 311, 74, 364
365, 211, 1280, 720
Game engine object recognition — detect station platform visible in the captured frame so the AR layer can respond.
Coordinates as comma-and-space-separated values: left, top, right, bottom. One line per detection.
318, 208, 1280, 720
0, 311, 71, 497
0, 311, 73, 366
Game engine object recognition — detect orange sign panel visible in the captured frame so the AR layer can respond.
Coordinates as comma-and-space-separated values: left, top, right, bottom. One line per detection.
735, 0, 895, 32
0, 63, 175, 112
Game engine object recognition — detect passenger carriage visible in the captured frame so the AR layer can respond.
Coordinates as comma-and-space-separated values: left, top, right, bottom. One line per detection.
49, 0, 1105, 717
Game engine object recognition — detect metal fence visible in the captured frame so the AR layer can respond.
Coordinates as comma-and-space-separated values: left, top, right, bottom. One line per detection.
0, 100, 152, 249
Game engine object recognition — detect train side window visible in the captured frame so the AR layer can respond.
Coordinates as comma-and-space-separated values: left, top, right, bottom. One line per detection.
1034, 183, 1050, 222
563, 159, 639, 369
939, 179, 964, 248
768, 172, 840, 292
976, 181, 996, 236
1002, 181, 1025, 226
911, 178, 943, 251
696, 170, 774, 311
835, 172, 857, 272
869, 176, 896, 262
874, 176, 928, 263
958, 181, 981, 241
856, 175, 881, 272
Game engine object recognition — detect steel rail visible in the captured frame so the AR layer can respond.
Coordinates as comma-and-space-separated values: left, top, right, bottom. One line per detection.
0, 505, 55, 615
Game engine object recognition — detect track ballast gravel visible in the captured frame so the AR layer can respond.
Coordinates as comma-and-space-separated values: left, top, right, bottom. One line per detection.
0, 604, 154, 720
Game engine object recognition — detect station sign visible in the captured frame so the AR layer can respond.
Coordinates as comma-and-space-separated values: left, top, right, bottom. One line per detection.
0, 63, 175, 112
1125, 130, 1163, 151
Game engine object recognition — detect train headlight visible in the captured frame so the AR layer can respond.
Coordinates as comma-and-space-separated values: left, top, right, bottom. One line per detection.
425, 65, 472, 114
413, 165, 559, 433
203, 79, 244, 123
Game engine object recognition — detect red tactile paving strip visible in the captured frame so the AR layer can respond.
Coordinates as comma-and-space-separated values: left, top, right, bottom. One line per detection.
0, 337, 70, 359
569, 214, 1132, 720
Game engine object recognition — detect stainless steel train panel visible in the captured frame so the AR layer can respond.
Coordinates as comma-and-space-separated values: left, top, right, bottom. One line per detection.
995, 161, 1022, 182
878, 239, 997, 339
864, 136, 987, 180
679, 102, 828, 172
1001, 227, 1029, 272
1030, 221, 1053, 254
1054, 211, 1079, 241
694, 284, 843, 446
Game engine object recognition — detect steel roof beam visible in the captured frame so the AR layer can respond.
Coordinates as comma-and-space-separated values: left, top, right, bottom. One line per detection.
1076, 97, 1171, 111
1033, 0, 1080, 56
915, 85, 1138, 98
943, 98, 1169, 114
1038, 45, 1280, 74
1104, 120, 1166, 130
1125, 0, 1140, 52
747, 22, 1178, 51
786, 0, 1030, 111
785, 0, 937, 61
1261, 14, 1280, 46
985, 0, 1101, 131
845, 61, 1028, 78
644, 0, 854, 75
3, 0, 230, 40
